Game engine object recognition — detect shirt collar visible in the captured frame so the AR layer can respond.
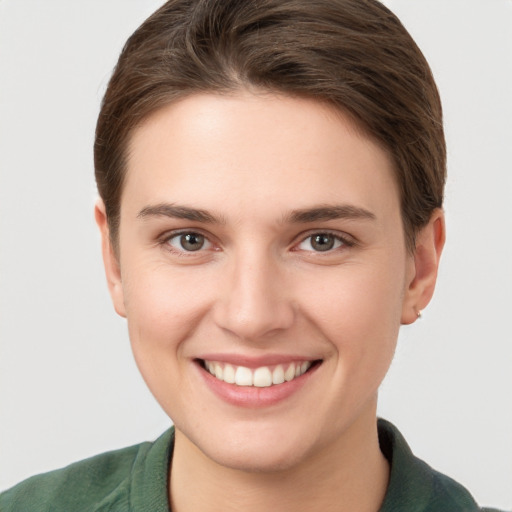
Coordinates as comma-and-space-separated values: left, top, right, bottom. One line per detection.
129, 420, 481, 512
377, 418, 480, 512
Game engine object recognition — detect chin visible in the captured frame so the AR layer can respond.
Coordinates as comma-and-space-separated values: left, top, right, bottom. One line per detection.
208, 441, 309, 474
182, 419, 317, 474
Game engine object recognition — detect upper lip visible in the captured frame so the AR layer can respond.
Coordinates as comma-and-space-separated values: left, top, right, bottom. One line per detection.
196, 353, 321, 368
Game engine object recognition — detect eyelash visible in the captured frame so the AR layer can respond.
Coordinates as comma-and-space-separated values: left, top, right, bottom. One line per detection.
159, 229, 356, 255
160, 230, 215, 255
294, 230, 356, 253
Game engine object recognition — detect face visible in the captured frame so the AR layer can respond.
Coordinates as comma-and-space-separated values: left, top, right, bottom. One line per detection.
98, 91, 440, 473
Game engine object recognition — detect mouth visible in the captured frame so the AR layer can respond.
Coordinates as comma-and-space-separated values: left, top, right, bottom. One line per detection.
197, 359, 321, 388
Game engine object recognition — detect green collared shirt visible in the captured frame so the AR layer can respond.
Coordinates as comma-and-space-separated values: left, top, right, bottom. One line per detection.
0, 419, 503, 511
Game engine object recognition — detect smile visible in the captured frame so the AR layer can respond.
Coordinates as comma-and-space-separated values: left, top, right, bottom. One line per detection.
201, 360, 316, 387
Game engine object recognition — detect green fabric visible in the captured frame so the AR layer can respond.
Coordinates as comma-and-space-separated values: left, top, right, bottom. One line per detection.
377, 419, 502, 512
0, 429, 173, 512
0, 420, 503, 511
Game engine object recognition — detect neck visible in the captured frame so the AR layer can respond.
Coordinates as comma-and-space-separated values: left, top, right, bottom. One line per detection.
169, 406, 389, 512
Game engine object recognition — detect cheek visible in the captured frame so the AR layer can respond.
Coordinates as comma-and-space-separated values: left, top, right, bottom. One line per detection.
299, 262, 404, 377
305, 264, 403, 332
121, 264, 212, 360
120, 266, 213, 416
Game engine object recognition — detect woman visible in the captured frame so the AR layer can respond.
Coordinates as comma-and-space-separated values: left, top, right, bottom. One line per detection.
0, 1, 506, 510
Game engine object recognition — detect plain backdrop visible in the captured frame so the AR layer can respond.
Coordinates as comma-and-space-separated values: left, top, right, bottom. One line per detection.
1, 0, 511, 509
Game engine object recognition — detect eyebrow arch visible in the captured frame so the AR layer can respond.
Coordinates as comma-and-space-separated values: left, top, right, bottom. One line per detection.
137, 203, 225, 224
285, 204, 376, 223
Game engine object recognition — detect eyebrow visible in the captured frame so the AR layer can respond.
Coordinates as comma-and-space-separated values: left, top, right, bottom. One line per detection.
284, 204, 376, 223
137, 204, 225, 224
137, 203, 376, 225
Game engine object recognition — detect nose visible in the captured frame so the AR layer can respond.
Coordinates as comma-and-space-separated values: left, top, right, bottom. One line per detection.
212, 250, 295, 341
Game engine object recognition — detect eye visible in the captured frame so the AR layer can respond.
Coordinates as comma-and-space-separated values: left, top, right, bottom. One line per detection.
297, 233, 346, 252
166, 232, 213, 252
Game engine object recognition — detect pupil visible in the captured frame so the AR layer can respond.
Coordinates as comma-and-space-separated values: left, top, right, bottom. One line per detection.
181, 233, 204, 251
312, 234, 334, 251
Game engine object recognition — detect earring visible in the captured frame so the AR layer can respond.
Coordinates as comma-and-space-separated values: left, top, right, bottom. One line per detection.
416, 309, 422, 319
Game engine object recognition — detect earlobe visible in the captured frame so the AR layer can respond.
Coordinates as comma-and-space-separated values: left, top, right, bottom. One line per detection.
401, 209, 445, 325
94, 199, 126, 318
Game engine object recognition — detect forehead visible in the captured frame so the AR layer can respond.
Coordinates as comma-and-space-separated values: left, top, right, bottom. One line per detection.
123, 91, 399, 223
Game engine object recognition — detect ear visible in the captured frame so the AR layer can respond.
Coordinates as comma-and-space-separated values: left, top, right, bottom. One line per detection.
94, 199, 126, 318
401, 209, 446, 325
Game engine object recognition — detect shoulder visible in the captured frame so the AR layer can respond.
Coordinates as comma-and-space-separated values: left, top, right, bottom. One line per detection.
428, 469, 505, 512
378, 419, 505, 512
426, 465, 492, 512
0, 429, 174, 512
0, 443, 142, 512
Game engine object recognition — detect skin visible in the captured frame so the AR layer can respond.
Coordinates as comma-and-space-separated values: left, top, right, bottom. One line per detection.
96, 91, 445, 512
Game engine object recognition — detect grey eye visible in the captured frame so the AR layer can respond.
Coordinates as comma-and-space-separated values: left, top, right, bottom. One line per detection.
298, 233, 343, 252
311, 234, 335, 251
168, 232, 211, 252
181, 233, 204, 251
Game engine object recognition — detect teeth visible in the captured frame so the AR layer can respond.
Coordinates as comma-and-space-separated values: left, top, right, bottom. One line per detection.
235, 366, 253, 386
272, 365, 285, 385
204, 360, 314, 387
223, 364, 236, 384
284, 364, 295, 382
301, 361, 311, 374
253, 367, 272, 387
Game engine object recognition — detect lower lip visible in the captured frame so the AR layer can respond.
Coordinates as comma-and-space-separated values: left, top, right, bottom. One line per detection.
196, 361, 320, 408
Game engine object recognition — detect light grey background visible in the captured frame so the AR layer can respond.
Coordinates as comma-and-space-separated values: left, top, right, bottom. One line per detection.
1, 1, 511, 509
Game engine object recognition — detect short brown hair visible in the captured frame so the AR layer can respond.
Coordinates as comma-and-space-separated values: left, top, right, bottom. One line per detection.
94, 0, 445, 250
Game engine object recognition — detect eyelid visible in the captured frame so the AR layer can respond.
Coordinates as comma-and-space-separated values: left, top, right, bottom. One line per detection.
157, 227, 356, 255
292, 229, 356, 252
160, 228, 218, 254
